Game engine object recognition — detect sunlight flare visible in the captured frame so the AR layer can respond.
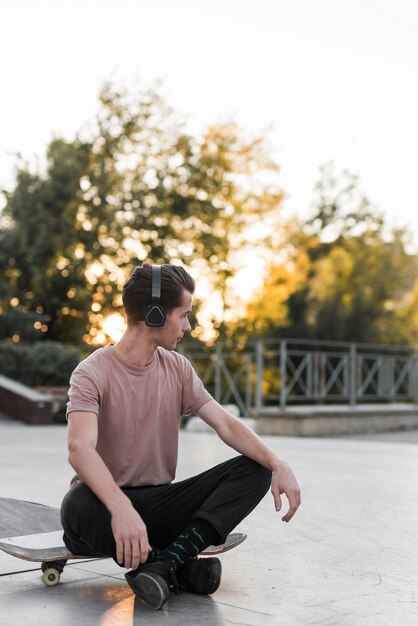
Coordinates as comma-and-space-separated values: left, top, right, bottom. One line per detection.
103, 313, 126, 342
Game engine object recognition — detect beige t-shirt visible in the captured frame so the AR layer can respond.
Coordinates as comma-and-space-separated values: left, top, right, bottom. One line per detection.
66, 345, 212, 487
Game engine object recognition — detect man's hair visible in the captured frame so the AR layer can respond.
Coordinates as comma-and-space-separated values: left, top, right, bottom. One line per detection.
122, 263, 195, 324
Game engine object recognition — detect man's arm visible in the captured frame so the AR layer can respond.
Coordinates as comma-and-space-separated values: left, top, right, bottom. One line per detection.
197, 400, 301, 522
67, 411, 150, 569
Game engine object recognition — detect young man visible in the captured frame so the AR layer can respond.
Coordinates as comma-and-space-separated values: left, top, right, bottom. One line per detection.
61, 263, 301, 610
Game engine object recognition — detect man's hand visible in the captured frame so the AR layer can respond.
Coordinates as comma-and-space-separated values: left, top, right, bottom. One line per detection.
271, 461, 301, 522
110, 501, 151, 570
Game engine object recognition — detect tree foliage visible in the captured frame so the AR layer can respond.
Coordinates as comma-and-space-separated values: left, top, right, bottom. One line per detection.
3, 93, 417, 350
233, 163, 418, 345
0, 83, 283, 345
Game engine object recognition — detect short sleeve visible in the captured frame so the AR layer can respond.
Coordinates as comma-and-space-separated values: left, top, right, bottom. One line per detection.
66, 365, 100, 417
180, 358, 212, 416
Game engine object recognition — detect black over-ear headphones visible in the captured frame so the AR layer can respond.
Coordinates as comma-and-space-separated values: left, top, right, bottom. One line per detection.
144, 265, 166, 327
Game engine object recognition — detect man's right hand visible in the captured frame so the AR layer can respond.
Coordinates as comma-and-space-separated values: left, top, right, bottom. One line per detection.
110, 500, 151, 570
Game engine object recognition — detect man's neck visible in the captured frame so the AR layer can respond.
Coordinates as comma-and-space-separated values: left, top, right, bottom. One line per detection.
113, 327, 156, 368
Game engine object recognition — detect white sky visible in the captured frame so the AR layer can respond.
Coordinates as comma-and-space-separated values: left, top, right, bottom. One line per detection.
1, 0, 418, 244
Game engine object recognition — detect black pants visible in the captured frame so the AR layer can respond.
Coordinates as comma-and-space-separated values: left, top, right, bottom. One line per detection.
60, 455, 272, 559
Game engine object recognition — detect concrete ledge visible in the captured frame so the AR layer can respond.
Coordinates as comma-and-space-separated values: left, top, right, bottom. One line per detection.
255, 403, 418, 436
0, 374, 54, 425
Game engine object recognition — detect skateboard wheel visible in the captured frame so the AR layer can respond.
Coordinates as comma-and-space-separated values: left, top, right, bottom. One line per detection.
42, 567, 61, 586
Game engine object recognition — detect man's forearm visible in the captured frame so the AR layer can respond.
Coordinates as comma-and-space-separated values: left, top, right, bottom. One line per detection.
68, 445, 131, 514
198, 400, 286, 471
215, 410, 301, 521
217, 414, 286, 472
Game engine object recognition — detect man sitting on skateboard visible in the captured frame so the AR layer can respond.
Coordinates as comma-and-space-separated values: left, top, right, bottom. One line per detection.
60, 263, 301, 609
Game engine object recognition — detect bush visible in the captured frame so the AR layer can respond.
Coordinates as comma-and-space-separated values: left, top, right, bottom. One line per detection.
0, 341, 23, 380
0, 340, 81, 387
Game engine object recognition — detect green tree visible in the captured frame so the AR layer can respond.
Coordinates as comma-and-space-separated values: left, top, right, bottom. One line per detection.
0, 83, 283, 345
301, 163, 417, 343
305, 161, 383, 241
0, 141, 92, 343
307, 230, 416, 342
233, 163, 418, 345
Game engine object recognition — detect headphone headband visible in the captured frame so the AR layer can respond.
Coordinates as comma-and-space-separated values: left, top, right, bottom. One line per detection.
151, 264, 161, 301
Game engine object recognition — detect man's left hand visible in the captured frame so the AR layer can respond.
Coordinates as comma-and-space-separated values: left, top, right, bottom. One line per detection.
271, 461, 301, 522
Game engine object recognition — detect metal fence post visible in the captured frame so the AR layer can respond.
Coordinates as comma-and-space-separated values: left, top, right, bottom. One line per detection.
255, 341, 263, 410
214, 345, 222, 402
349, 344, 357, 406
245, 354, 252, 411
280, 340, 287, 409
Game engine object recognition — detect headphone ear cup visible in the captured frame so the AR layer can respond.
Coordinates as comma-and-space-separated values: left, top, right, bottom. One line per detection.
145, 303, 166, 327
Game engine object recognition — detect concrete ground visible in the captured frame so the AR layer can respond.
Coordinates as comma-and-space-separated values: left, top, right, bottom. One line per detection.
1, 416, 418, 625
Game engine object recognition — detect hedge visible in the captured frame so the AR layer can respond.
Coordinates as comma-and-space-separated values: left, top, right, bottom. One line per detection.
0, 340, 82, 387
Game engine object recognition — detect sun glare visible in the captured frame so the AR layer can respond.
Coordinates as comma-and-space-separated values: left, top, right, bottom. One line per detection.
103, 313, 126, 342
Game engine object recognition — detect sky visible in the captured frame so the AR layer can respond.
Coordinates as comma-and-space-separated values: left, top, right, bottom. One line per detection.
1, 0, 418, 248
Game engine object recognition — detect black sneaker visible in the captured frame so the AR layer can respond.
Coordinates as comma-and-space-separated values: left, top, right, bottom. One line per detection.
125, 561, 178, 609
177, 557, 222, 595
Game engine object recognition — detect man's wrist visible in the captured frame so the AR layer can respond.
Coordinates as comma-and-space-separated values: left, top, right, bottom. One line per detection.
106, 491, 132, 515
270, 456, 289, 473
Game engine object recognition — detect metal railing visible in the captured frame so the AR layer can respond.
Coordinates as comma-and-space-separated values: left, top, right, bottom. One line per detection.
180, 339, 418, 416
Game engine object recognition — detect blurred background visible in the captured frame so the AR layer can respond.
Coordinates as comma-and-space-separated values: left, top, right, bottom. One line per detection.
1, 0, 418, 411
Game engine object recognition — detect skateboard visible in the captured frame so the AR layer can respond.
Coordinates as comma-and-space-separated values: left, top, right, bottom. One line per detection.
0, 497, 247, 586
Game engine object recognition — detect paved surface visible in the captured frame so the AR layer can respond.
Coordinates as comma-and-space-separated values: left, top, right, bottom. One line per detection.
1, 417, 418, 625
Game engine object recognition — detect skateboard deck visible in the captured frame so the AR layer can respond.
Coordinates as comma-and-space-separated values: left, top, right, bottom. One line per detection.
0, 497, 61, 538
0, 497, 246, 586
0, 532, 246, 563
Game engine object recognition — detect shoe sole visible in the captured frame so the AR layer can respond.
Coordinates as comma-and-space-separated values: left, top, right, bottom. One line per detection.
125, 571, 169, 609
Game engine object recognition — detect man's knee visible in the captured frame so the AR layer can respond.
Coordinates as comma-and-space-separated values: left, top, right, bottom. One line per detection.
61, 482, 108, 533
237, 456, 272, 497
251, 460, 272, 496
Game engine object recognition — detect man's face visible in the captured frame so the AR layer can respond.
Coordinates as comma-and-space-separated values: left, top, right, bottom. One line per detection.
154, 289, 192, 350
